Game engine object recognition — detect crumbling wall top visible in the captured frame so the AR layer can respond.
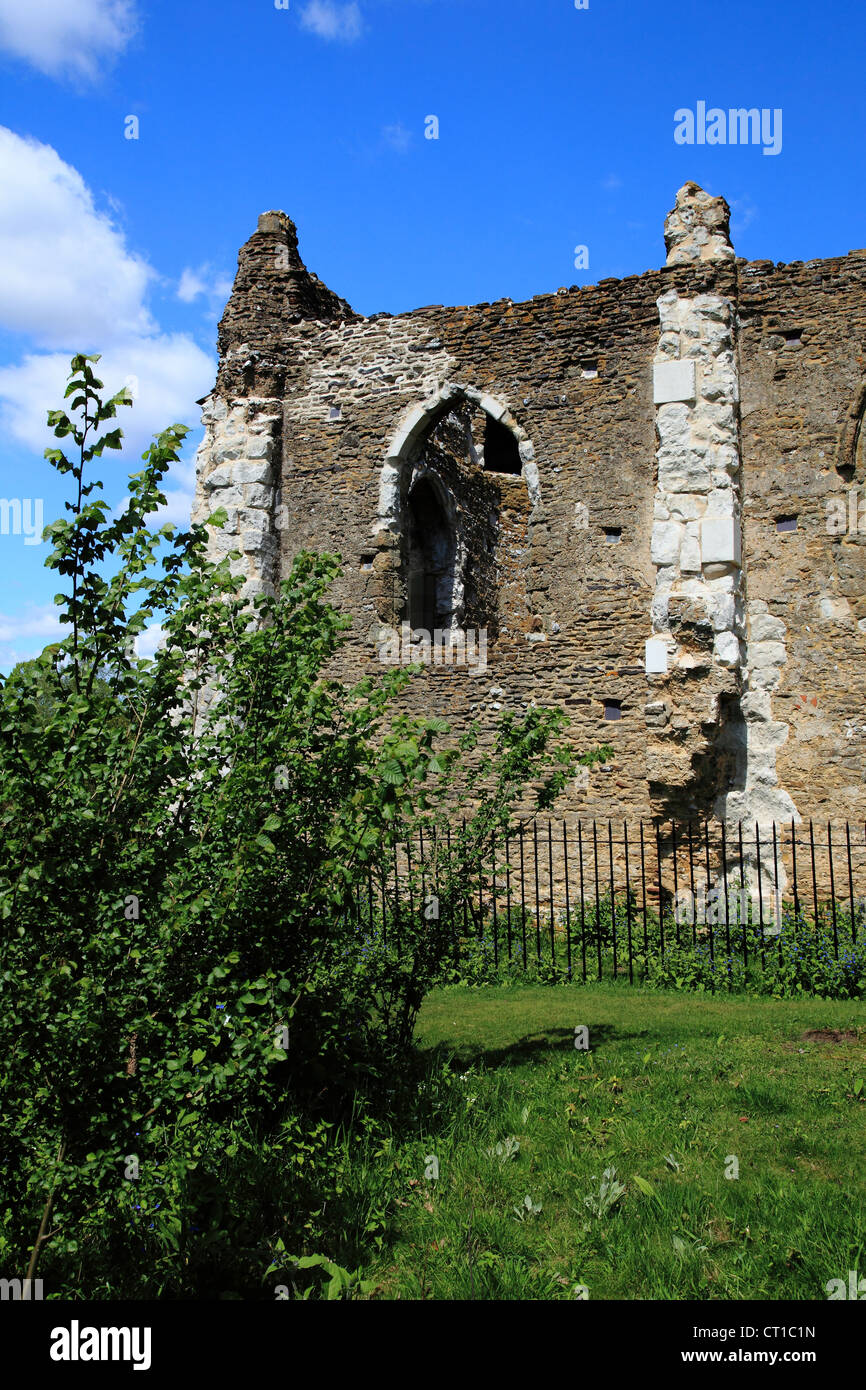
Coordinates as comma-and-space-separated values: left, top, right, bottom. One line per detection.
664, 182, 735, 266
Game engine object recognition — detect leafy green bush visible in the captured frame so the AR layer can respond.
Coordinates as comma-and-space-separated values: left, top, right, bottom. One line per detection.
646, 908, 866, 999
0, 356, 580, 1297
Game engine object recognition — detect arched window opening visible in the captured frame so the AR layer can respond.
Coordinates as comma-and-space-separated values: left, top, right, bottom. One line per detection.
483, 415, 522, 475
836, 384, 866, 484
406, 477, 457, 632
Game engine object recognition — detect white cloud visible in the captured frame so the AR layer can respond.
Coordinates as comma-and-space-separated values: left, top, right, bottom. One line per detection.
601, 174, 623, 191
0, 604, 63, 645
135, 622, 165, 659
177, 268, 207, 303
730, 196, 759, 232
0, 0, 137, 83
0, 126, 214, 493
0, 126, 218, 660
115, 454, 199, 532
300, 1, 363, 42
0, 126, 155, 348
0, 607, 167, 671
0, 603, 65, 671
0, 337, 213, 463
177, 263, 234, 307
382, 123, 412, 154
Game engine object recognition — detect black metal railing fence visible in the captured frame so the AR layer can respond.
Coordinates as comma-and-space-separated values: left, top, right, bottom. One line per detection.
355, 819, 866, 990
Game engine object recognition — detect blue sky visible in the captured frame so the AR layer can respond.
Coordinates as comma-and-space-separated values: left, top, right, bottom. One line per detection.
0, 0, 863, 671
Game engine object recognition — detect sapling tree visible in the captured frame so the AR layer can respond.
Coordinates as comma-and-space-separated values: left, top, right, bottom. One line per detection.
0, 355, 599, 1297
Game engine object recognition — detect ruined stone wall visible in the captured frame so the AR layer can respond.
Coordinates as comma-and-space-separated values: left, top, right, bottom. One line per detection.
192, 189, 866, 831
734, 252, 866, 825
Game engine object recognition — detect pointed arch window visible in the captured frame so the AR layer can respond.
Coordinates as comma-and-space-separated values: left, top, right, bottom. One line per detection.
482, 415, 522, 475
406, 476, 457, 632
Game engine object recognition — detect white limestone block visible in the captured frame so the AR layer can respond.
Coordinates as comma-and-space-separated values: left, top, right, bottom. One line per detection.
709, 592, 736, 632
479, 393, 507, 422
651, 588, 671, 631
693, 295, 730, 322
211, 442, 243, 465
749, 611, 787, 643
207, 485, 243, 511
646, 639, 669, 674
234, 461, 272, 485
706, 488, 735, 518
242, 484, 274, 508
203, 465, 234, 491
667, 496, 704, 521
748, 641, 787, 670
245, 435, 274, 461
659, 456, 714, 494
680, 529, 701, 572
714, 631, 741, 666
701, 516, 741, 566
653, 358, 697, 404
239, 511, 270, 542
656, 333, 681, 358
651, 520, 683, 567
656, 290, 683, 332
818, 597, 852, 623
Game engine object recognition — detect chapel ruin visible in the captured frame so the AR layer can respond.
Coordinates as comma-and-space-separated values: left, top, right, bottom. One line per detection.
192, 182, 866, 829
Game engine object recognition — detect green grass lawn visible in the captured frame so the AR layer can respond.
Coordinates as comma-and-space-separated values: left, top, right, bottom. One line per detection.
361, 983, 865, 1300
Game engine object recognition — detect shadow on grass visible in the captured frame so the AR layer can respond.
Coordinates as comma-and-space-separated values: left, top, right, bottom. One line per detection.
419, 1022, 651, 1070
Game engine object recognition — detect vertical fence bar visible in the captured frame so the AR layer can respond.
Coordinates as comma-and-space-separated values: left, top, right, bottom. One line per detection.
624, 822, 634, 985
533, 821, 542, 965
791, 819, 800, 922
772, 822, 782, 968
656, 822, 665, 963
548, 819, 556, 970
846, 822, 856, 951
578, 821, 587, 984
519, 824, 527, 970
447, 824, 458, 966
393, 839, 402, 951
687, 821, 698, 949
429, 823, 440, 954
856, 823, 863, 946
640, 821, 649, 966
406, 835, 415, 932
828, 823, 839, 960
608, 820, 617, 980
755, 822, 765, 970
505, 829, 513, 965
860, 823, 865, 945
704, 821, 715, 989
809, 820, 819, 937
563, 823, 573, 982
491, 832, 499, 970
477, 833, 484, 943
720, 822, 731, 983
593, 821, 602, 982
671, 822, 680, 948
738, 821, 747, 974
462, 817, 469, 945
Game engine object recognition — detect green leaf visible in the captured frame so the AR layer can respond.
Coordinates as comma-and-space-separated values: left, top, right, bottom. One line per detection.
632, 1175, 657, 1198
